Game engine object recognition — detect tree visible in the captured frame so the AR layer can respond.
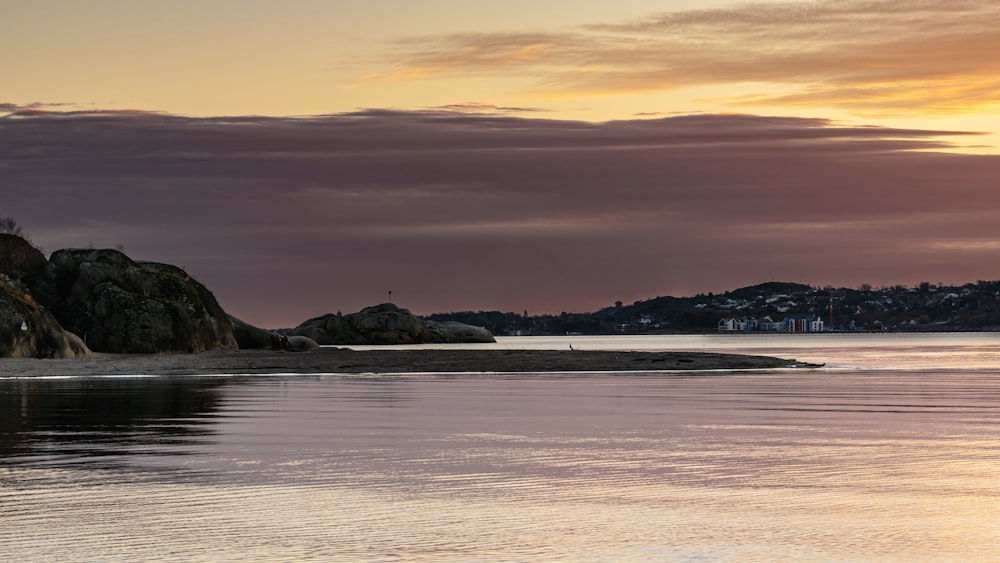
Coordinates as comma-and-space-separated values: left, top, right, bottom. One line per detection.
0, 216, 25, 238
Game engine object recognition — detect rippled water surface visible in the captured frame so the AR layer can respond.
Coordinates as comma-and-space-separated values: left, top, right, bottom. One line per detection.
4, 334, 1000, 561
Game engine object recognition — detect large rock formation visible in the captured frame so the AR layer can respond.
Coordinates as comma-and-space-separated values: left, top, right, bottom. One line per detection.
0, 233, 323, 357
32, 249, 238, 354
0, 234, 48, 287
284, 303, 495, 345
1, 233, 487, 357
0, 274, 90, 358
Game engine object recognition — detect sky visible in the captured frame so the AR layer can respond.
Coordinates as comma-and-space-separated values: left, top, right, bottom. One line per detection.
4, 0, 1000, 328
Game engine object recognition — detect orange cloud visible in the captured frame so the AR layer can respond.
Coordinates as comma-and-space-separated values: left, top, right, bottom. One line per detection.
366, 0, 1000, 116
364, 32, 571, 83
425, 102, 547, 114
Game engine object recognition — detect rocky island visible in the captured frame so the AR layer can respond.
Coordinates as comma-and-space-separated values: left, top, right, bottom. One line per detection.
1, 230, 813, 374
1, 232, 495, 358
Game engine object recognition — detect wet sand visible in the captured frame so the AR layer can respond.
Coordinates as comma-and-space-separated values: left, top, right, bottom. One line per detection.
0, 348, 818, 377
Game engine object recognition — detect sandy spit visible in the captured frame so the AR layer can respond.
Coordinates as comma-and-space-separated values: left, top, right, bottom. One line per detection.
0, 348, 821, 377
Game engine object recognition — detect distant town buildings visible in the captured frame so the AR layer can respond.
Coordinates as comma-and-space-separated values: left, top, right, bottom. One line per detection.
718, 315, 825, 333
428, 280, 1000, 336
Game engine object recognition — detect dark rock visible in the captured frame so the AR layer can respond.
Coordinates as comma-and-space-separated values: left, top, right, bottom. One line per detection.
425, 320, 496, 343
285, 303, 426, 345
230, 315, 319, 352
0, 274, 90, 358
285, 335, 320, 352
286, 313, 363, 345
285, 303, 495, 345
230, 315, 282, 349
349, 303, 429, 344
0, 234, 47, 287
33, 249, 237, 354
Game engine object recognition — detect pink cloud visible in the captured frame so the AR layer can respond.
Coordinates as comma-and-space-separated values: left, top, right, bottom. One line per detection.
2, 109, 998, 327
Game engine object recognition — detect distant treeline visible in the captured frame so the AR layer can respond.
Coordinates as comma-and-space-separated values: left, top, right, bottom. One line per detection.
426, 281, 1000, 335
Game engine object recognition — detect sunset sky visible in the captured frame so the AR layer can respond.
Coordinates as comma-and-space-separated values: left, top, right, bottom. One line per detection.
4, 1, 1000, 327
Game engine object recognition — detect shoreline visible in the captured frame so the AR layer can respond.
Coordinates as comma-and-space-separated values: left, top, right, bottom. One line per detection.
0, 348, 819, 377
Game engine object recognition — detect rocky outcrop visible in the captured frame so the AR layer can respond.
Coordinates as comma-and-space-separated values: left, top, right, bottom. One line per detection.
425, 320, 496, 343
0, 234, 323, 357
32, 249, 238, 354
284, 303, 495, 345
0, 275, 90, 358
286, 304, 425, 345
0, 234, 48, 287
285, 335, 320, 352
230, 315, 284, 350
1, 234, 491, 357
230, 315, 319, 352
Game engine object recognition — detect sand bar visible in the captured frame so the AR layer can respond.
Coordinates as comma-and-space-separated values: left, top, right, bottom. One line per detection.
0, 348, 820, 377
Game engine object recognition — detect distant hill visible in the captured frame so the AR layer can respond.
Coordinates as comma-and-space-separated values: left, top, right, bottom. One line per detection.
426, 280, 1000, 335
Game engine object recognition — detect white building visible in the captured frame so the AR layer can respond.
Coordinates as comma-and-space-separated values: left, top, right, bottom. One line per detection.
719, 315, 824, 333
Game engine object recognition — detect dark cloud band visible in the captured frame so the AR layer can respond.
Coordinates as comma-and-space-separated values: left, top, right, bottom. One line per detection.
2, 109, 996, 326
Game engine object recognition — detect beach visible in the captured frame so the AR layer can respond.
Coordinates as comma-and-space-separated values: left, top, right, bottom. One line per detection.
0, 347, 813, 377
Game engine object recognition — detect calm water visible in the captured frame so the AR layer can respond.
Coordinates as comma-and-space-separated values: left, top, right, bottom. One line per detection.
3, 334, 1000, 561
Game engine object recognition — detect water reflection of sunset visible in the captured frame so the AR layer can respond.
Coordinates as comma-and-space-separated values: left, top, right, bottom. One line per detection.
4, 339, 1000, 560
